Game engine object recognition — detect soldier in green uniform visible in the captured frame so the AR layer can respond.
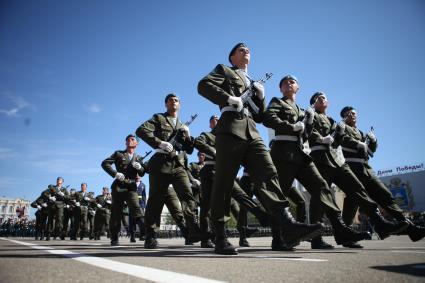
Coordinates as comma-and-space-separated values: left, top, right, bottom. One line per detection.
42, 177, 69, 240
263, 75, 371, 248
101, 134, 147, 246
67, 188, 79, 240
76, 183, 91, 240
307, 92, 408, 248
188, 152, 204, 211
194, 115, 269, 249
136, 93, 201, 249
198, 43, 323, 255
31, 194, 49, 240
94, 187, 112, 240
87, 191, 96, 239
339, 106, 425, 242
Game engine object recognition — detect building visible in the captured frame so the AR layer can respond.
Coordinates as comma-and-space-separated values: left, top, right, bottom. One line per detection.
0, 197, 31, 223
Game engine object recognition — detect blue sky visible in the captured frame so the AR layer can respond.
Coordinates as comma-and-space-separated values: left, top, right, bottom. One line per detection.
1, 1, 424, 208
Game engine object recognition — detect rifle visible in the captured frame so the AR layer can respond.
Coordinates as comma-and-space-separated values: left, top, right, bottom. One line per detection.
168, 114, 198, 152
140, 150, 152, 160
234, 73, 273, 114
365, 126, 375, 158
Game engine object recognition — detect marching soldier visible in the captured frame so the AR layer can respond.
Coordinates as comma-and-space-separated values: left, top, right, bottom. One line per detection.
31, 194, 49, 240
188, 152, 204, 209
136, 93, 201, 249
129, 175, 147, 242
76, 183, 91, 240
87, 191, 96, 239
198, 43, 323, 255
94, 187, 112, 240
101, 134, 147, 246
263, 75, 371, 248
307, 92, 407, 248
42, 177, 69, 240
67, 188, 79, 240
339, 106, 425, 242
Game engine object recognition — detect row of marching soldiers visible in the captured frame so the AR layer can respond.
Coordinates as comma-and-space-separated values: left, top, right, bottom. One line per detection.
31, 178, 147, 241
114, 41, 424, 255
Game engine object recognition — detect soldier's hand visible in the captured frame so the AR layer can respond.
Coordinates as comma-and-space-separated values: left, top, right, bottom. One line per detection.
75, 202, 80, 207
228, 96, 243, 112
253, 82, 265, 100
115, 172, 125, 181
57, 191, 64, 197
321, 135, 334, 145
84, 196, 90, 201
132, 161, 142, 170
37, 205, 42, 210
293, 121, 305, 133
367, 131, 376, 143
41, 203, 47, 208
49, 196, 56, 202
66, 205, 70, 209
159, 141, 173, 153
106, 200, 111, 204
97, 204, 102, 208
336, 122, 346, 134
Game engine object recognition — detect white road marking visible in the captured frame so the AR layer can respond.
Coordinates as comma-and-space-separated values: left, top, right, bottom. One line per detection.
166, 254, 328, 262
391, 250, 425, 254
391, 247, 425, 249
0, 238, 225, 283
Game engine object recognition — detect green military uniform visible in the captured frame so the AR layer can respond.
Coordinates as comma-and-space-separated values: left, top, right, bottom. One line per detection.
263, 95, 369, 246
75, 190, 92, 239
66, 190, 79, 240
198, 62, 323, 254
31, 195, 49, 240
340, 121, 424, 241
188, 161, 203, 206
136, 112, 201, 247
93, 192, 112, 240
42, 185, 69, 240
87, 192, 96, 239
194, 128, 269, 247
101, 149, 146, 245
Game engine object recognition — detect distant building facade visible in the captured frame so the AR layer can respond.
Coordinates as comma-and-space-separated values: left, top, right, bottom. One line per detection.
0, 198, 31, 223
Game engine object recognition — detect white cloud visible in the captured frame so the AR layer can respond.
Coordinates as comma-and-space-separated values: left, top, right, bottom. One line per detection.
0, 92, 34, 117
0, 147, 14, 159
86, 103, 101, 113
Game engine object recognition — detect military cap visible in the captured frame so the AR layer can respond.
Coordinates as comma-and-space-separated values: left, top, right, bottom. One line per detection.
209, 115, 219, 122
102, 186, 109, 191
125, 134, 136, 141
164, 93, 179, 103
340, 106, 355, 118
310, 91, 326, 106
57, 176, 64, 181
279, 75, 298, 88
228, 42, 248, 64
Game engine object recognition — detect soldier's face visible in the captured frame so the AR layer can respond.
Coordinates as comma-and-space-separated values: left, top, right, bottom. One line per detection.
56, 178, 63, 187
166, 97, 180, 112
126, 136, 138, 149
198, 153, 205, 162
103, 189, 109, 195
344, 110, 357, 126
314, 95, 328, 111
209, 118, 218, 129
280, 79, 299, 96
230, 47, 250, 67
81, 184, 87, 191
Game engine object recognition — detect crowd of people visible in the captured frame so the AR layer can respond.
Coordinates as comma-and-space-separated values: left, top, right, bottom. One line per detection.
30, 42, 425, 256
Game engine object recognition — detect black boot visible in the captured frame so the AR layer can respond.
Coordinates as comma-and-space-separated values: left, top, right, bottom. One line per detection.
245, 226, 259, 238
187, 222, 202, 243
110, 234, 119, 246
406, 222, 425, 242
214, 222, 238, 255
342, 242, 363, 248
271, 227, 294, 251
238, 227, 250, 247
369, 210, 409, 240
201, 239, 215, 248
45, 233, 50, 241
311, 236, 334, 249
130, 232, 136, 243
144, 229, 158, 249
329, 214, 371, 245
138, 221, 145, 241
280, 208, 324, 249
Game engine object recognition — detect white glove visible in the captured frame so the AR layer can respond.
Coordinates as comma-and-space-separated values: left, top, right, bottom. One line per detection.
37, 205, 42, 210
228, 96, 243, 112
115, 172, 125, 181
57, 191, 64, 197
357, 142, 368, 154
321, 135, 334, 145
84, 196, 90, 201
367, 131, 376, 143
41, 203, 47, 208
97, 204, 102, 208
132, 162, 142, 170
159, 141, 174, 153
194, 179, 201, 186
66, 205, 70, 209
106, 200, 111, 204
252, 82, 265, 100
305, 108, 314, 125
180, 124, 190, 137
75, 202, 80, 207
336, 122, 346, 134
293, 121, 305, 133
49, 196, 56, 202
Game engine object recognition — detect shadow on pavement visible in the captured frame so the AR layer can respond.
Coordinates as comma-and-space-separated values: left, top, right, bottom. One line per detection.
371, 263, 425, 277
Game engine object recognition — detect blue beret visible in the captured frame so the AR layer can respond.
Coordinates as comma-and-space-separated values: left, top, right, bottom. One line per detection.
228, 43, 248, 64
279, 75, 298, 88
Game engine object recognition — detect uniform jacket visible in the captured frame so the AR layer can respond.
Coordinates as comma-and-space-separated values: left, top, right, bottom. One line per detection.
136, 112, 194, 174
198, 64, 265, 140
